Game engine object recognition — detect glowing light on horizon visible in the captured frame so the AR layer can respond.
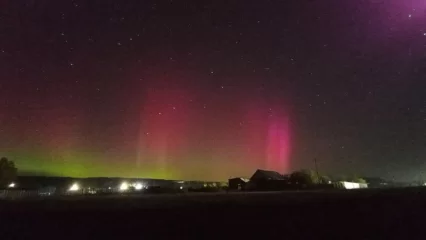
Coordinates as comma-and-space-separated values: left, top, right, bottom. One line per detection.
119, 182, 129, 191
133, 182, 143, 190
68, 183, 79, 191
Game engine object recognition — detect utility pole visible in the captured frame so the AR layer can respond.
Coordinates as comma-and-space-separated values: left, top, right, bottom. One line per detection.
314, 158, 320, 183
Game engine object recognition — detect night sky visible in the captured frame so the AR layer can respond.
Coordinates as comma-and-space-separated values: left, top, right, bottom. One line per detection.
0, 0, 425, 181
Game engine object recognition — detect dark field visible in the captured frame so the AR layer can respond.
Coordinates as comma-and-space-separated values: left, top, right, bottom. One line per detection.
1, 188, 426, 239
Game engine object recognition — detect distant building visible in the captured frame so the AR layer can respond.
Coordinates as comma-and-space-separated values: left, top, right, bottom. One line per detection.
338, 181, 368, 189
247, 169, 289, 191
228, 178, 249, 190
250, 169, 287, 181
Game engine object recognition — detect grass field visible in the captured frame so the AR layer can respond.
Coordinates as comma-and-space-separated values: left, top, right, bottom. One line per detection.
1, 188, 426, 239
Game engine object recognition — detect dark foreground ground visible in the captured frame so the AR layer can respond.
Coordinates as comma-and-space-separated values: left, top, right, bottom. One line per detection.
1, 188, 426, 239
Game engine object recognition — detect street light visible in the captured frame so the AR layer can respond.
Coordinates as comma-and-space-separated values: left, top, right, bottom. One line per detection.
8, 182, 15, 188
119, 182, 129, 191
134, 183, 143, 190
68, 183, 80, 192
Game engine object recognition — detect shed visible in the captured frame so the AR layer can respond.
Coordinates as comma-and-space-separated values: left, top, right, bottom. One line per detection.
228, 178, 249, 190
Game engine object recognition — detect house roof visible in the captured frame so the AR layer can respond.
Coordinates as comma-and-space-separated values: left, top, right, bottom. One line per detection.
250, 169, 286, 181
229, 177, 250, 182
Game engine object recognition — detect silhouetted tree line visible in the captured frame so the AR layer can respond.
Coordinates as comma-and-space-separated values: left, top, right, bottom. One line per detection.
289, 169, 366, 185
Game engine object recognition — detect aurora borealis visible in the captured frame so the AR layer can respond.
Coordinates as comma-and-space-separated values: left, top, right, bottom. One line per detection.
0, 0, 425, 181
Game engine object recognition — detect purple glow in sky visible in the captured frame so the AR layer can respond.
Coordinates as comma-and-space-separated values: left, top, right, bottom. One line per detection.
1, 0, 425, 181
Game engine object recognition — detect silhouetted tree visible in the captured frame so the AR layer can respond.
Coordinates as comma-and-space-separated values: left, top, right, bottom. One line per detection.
0, 157, 17, 187
348, 175, 367, 184
354, 178, 367, 184
335, 175, 366, 184
290, 169, 320, 185
320, 175, 331, 184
